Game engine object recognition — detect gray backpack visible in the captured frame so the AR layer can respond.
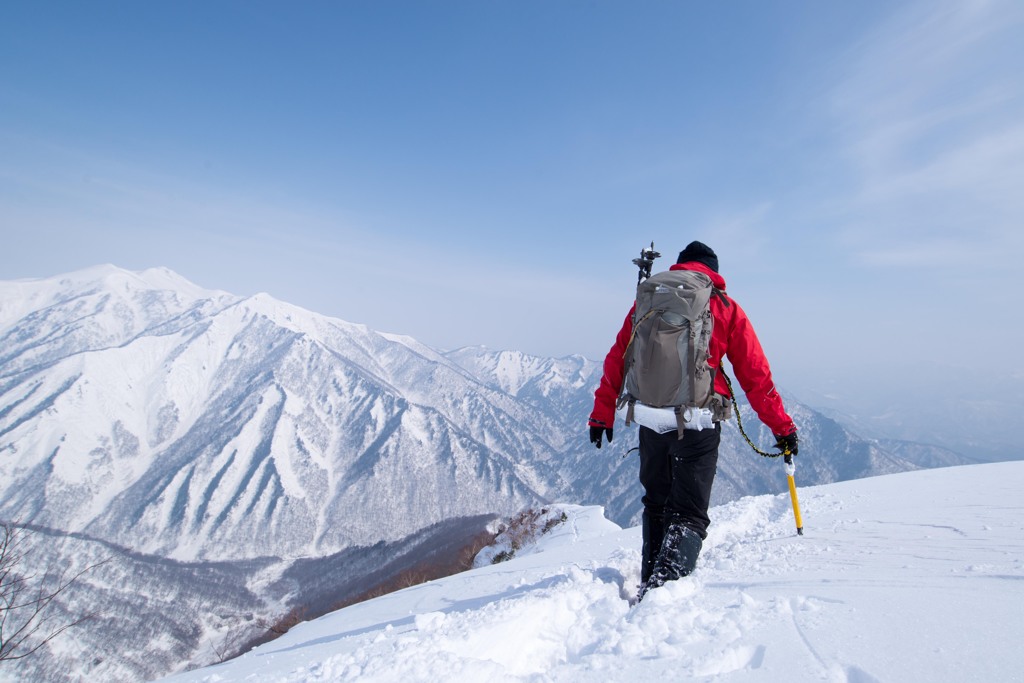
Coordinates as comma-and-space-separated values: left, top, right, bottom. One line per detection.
619, 269, 717, 432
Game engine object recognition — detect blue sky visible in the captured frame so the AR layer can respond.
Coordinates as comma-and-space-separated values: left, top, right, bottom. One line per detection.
3, 0, 1023, 415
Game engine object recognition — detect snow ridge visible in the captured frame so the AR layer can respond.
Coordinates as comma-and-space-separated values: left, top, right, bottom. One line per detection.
164, 462, 1024, 683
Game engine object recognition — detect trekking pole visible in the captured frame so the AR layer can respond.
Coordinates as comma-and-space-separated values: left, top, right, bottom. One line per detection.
632, 242, 661, 284
619, 242, 662, 461
784, 453, 804, 535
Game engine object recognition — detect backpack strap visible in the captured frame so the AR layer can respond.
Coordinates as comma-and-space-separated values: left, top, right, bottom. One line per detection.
673, 407, 687, 438
688, 324, 698, 411
617, 396, 636, 426
712, 288, 731, 308
622, 307, 659, 359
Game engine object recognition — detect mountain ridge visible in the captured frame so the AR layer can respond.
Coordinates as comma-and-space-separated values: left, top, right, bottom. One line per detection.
1, 268, 558, 561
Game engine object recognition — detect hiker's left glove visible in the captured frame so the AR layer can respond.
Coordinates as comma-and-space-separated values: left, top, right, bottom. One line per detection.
774, 431, 799, 456
589, 426, 613, 449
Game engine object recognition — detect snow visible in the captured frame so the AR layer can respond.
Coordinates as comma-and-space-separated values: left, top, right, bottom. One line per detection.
161, 462, 1024, 683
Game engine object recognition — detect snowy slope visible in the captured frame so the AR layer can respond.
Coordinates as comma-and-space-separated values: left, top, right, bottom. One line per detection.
161, 462, 1024, 683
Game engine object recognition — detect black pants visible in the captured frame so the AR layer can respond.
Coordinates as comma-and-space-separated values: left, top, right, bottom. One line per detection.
638, 423, 721, 540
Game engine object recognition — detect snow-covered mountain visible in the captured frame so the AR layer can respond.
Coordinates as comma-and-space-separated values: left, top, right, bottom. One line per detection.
443, 346, 958, 528
0, 266, 563, 562
158, 461, 1024, 683
0, 265, 977, 680
2, 265, 950, 561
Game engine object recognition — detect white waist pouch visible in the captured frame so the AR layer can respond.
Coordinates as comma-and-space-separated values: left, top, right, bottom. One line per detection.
616, 403, 716, 433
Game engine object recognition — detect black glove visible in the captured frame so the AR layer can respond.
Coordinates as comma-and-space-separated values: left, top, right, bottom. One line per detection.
774, 431, 799, 456
589, 426, 613, 449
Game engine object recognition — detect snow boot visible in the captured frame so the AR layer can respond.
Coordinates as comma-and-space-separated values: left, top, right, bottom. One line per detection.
640, 509, 666, 585
637, 522, 702, 601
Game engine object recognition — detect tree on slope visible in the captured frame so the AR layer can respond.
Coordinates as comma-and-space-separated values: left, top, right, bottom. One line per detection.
0, 522, 102, 663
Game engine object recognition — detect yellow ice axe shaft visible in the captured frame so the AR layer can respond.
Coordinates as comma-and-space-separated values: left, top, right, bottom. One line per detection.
784, 454, 804, 535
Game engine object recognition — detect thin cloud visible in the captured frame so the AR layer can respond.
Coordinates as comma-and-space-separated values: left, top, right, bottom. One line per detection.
700, 202, 774, 270
857, 238, 989, 268
827, 0, 1024, 268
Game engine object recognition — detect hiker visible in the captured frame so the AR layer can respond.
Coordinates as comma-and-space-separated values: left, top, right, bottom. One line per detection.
587, 241, 798, 598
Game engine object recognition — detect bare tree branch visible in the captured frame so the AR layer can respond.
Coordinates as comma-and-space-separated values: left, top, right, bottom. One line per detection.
0, 522, 107, 663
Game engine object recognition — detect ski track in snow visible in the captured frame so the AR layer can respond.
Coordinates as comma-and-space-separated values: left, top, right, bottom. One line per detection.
163, 462, 1024, 683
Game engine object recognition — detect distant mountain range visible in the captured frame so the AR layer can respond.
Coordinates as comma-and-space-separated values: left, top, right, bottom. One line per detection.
0, 265, 975, 681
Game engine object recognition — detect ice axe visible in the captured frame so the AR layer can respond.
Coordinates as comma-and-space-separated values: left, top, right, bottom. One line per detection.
721, 368, 805, 536
783, 453, 804, 535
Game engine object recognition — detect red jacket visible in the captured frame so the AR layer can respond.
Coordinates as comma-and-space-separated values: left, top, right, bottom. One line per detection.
589, 262, 796, 436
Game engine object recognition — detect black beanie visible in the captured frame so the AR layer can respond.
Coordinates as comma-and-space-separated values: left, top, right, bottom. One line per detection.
676, 241, 719, 273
